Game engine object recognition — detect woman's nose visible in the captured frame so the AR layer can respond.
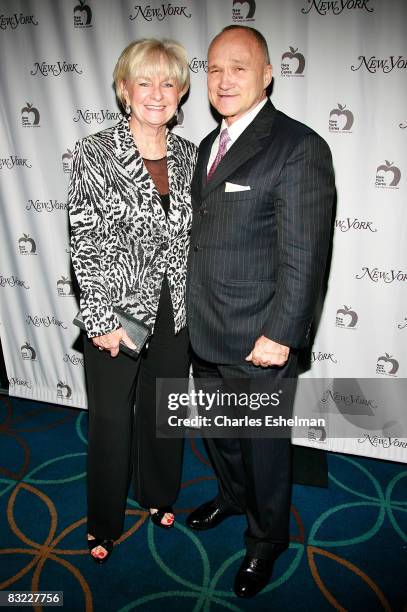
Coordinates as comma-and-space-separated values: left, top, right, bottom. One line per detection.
151, 85, 164, 100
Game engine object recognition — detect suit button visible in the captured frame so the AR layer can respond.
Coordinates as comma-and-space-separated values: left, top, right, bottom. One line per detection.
199, 208, 207, 216
193, 245, 200, 252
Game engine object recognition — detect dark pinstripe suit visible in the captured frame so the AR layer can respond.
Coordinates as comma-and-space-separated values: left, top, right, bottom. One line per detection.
186, 100, 335, 557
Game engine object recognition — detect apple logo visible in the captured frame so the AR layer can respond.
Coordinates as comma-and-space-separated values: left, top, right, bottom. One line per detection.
376, 160, 401, 187
21, 341, 37, 360
329, 103, 354, 131
308, 426, 326, 442
21, 103, 40, 126
57, 276, 74, 296
377, 353, 399, 375
62, 149, 73, 173
336, 305, 358, 328
281, 47, 305, 75
57, 381, 72, 399
74, 0, 92, 26
232, 0, 256, 19
18, 233, 37, 254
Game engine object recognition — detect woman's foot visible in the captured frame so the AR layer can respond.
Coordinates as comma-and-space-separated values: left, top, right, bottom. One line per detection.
149, 507, 175, 529
87, 533, 114, 563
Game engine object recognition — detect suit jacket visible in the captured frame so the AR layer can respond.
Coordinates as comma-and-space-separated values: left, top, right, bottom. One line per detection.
186, 101, 335, 364
68, 117, 197, 338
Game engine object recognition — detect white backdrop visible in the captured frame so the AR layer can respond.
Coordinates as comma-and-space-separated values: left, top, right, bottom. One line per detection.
0, 0, 406, 461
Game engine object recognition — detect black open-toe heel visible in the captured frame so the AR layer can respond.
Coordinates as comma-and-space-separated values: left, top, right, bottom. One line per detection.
149, 506, 175, 530
87, 536, 114, 564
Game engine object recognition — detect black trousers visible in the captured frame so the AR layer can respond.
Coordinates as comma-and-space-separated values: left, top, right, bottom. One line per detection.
84, 277, 190, 540
192, 350, 298, 560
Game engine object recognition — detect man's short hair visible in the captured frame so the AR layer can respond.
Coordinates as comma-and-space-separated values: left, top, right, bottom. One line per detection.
212, 25, 270, 64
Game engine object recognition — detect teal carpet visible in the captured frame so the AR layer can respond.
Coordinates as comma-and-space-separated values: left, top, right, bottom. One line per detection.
0, 395, 406, 611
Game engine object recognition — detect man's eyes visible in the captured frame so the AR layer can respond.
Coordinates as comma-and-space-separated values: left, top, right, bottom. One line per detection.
208, 67, 245, 74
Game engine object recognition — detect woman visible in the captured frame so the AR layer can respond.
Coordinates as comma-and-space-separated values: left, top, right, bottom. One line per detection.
68, 38, 197, 563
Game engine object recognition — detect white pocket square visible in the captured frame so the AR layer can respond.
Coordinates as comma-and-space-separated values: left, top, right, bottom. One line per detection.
225, 182, 251, 193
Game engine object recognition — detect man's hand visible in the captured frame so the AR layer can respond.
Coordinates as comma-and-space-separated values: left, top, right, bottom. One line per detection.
92, 327, 137, 358
245, 335, 290, 368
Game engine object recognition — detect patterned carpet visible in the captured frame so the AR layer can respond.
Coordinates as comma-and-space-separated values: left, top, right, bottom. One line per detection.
0, 395, 406, 611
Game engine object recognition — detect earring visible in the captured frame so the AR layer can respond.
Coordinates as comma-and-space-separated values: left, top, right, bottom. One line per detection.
125, 103, 131, 115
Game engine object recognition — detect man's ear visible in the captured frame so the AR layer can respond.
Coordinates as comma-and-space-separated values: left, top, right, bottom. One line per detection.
264, 64, 273, 89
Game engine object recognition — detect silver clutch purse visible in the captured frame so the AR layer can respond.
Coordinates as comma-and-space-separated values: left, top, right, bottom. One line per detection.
73, 307, 151, 358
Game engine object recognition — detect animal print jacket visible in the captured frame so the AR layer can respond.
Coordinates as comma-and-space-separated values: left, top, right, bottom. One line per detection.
68, 117, 197, 338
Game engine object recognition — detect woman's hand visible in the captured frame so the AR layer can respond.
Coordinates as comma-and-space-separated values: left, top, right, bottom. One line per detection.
92, 328, 137, 357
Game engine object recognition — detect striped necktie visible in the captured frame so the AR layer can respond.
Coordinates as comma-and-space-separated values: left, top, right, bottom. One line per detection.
207, 128, 231, 181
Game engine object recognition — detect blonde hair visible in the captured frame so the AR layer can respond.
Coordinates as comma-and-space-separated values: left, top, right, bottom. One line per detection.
113, 38, 190, 106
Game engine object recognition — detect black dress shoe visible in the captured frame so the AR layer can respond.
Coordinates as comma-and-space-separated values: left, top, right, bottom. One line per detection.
186, 498, 239, 531
234, 555, 276, 598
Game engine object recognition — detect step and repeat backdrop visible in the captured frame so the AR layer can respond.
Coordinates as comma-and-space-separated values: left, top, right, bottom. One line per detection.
0, 0, 406, 461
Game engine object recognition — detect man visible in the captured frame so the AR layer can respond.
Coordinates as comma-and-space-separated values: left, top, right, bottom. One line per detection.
186, 26, 335, 598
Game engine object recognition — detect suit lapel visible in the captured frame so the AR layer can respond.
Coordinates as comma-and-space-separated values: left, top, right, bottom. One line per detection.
201, 101, 277, 200
114, 117, 168, 232
166, 131, 186, 238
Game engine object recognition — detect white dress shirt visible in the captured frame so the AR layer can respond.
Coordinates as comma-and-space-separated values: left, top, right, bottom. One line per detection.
207, 98, 268, 172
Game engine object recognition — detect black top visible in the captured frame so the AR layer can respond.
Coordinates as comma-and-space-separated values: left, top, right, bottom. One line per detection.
160, 193, 170, 217
142, 156, 169, 217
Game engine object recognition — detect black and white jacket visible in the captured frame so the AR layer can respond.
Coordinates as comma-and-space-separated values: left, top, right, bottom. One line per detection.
68, 117, 197, 338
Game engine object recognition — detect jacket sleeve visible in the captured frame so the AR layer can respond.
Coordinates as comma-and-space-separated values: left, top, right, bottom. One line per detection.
68, 138, 120, 338
262, 133, 335, 348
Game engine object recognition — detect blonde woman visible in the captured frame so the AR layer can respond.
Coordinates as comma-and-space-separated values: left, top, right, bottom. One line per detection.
69, 39, 197, 563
